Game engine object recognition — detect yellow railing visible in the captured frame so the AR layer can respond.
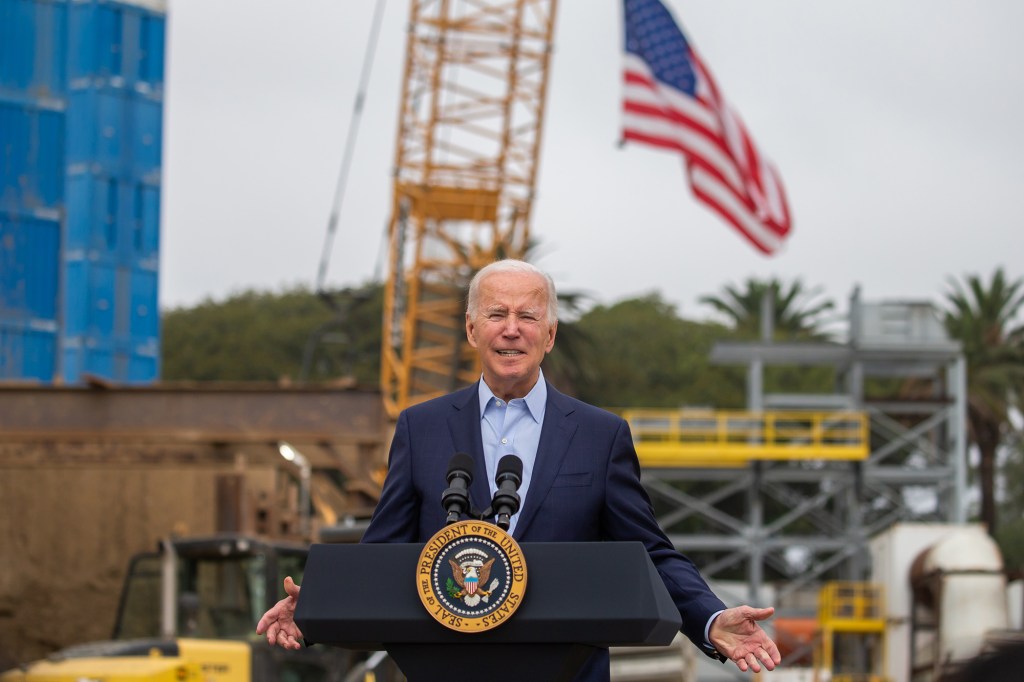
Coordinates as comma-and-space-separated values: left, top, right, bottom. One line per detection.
621, 409, 869, 467
818, 582, 885, 632
817, 582, 889, 682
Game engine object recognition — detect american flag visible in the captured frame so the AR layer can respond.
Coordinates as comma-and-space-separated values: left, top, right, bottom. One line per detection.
621, 0, 792, 255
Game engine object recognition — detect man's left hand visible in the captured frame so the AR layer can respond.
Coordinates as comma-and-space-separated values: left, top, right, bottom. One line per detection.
709, 605, 782, 673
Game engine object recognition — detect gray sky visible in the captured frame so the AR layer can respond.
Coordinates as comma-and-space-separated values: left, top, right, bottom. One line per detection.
161, 0, 1024, 325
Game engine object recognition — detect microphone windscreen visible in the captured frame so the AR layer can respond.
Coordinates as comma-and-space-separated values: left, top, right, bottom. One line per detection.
448, 452, 475, 478
496, 454, 523, 480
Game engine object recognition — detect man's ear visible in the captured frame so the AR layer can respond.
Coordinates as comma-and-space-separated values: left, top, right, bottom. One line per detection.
545, 320, 558, 353
466, 313, 478, 348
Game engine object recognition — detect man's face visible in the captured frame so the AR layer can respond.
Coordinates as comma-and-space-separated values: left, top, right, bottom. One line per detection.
466, 270, 557, 401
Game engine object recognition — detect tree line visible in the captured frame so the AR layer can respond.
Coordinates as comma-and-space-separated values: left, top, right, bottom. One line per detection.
162, 269, 1024, 570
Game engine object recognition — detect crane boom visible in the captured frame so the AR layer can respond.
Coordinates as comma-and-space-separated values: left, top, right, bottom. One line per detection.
381, 0, 559, 418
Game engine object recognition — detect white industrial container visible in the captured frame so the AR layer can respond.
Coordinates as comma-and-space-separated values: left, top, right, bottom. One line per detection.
911, 526, 1009, 675
869, 523, 1009, 682
1009, 579, 1023, 630
870, 523, 969, 682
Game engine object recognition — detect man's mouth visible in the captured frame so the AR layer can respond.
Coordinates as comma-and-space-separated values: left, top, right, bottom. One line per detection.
497, 350, 524, 356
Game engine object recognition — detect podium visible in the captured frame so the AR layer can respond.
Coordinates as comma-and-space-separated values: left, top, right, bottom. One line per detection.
295, 541, 682, 681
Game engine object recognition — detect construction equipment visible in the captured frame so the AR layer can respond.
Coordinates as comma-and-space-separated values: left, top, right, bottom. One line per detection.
379, 0, 558, 417
0, 535, 398, 682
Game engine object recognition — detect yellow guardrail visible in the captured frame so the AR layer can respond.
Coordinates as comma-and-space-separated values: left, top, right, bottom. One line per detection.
621, 409, 869, 467
818, 581, 886, 632
817, 582, 889, 682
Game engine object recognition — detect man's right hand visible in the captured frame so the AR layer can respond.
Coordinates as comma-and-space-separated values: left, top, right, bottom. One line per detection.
256, 576, 303, 649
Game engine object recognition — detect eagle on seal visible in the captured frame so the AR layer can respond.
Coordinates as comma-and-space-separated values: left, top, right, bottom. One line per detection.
450, 556, 495, 597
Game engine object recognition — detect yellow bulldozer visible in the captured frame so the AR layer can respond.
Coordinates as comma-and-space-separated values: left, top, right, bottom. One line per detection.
0, 534, 401, 682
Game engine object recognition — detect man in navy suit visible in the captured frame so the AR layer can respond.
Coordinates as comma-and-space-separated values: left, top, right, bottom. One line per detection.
258, 259, 782, 679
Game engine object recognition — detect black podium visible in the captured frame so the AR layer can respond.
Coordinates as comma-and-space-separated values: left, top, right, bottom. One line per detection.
295, 541, 682, 681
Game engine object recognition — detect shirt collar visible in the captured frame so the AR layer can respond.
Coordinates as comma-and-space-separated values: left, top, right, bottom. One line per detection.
477, 369, 547, 424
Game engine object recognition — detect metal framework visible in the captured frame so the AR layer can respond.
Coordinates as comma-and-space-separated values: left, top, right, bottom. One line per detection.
637, 293, 968, 619
381, 0, 559, 418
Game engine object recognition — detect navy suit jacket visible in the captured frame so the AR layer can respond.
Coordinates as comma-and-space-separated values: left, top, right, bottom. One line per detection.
362, 382, 727, 681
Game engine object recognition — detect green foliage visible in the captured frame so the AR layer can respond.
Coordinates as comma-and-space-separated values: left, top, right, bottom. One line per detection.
945, 268, 1024, 426
995, 517, 1024, 575
699, 276, 837, 340
944, 267, 1024, 533
996, 432, 1024, 572
162, 284, 838, 410
162, 284, 382, 384
543, 289, 595, 395
570, 293, 746, 409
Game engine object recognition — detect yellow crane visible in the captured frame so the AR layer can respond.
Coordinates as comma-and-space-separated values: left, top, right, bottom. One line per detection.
380, 0, 559, 418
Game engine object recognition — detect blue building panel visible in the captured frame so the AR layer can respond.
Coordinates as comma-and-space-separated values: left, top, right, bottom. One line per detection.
0, 215, 60, 319
62, 333, 158, 384
61, 259, 87, 336
0, 0, 67, 97
65, 87, 124, 172
127, 351, 157, 383
131, 97, 162, 175
0, 321, 57, 381
138, 183, 159, 255
65, 174, 159, 261
61, 259, 116, 339
139, 11, 165, 85
68, 1, 123, 82
64, 173, 98, 252
129, 266, 158, 338
0, 101, 65, 212
90, 261, 116, 338
68, 0, 165, 88
63, 338, 113, 382
64, 86, 162, 178
1, 0, 166, 385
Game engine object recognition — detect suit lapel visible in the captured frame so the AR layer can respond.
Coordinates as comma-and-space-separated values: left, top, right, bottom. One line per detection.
446, 383, 491, 516
513, 383, 577, 539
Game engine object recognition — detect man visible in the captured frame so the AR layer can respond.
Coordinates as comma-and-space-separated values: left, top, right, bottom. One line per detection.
258, 259, 781, 679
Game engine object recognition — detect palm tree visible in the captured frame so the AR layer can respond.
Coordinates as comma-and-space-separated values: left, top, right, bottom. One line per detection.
699, 277, 836, 340
944, 267, 1024, 533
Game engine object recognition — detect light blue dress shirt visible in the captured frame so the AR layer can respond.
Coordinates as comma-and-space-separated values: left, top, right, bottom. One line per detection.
477, 369, 547, 534
476, 369, 724, 651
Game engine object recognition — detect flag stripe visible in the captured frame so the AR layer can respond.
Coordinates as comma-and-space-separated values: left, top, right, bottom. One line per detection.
621, 0, 792, 254
623, 57, 720, 132
622, 109, 745, 193
690, 164, 784, 254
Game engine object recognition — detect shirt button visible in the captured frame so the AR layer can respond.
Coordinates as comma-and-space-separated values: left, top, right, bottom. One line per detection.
501, 438, 508, 445
496, 400, 504, 407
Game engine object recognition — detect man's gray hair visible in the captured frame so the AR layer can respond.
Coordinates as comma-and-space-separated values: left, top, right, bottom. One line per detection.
466, 259, 558, 324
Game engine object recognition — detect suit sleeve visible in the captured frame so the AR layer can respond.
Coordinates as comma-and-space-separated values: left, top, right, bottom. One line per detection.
361, 410, 419, 543
601, 416, 727, 659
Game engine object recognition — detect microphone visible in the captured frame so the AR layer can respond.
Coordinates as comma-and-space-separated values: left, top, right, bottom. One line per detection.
441, 453, 474, 525
491, 454, 523, 530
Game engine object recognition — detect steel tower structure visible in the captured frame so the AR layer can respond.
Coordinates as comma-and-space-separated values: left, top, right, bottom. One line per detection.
381, 0, 559, 418
625, 291, 968, 613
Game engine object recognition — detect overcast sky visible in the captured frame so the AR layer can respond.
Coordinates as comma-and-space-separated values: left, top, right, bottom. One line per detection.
160, 0, 1024, 327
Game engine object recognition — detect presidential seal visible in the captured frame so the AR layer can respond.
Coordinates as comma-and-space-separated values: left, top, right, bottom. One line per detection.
416, 520, 527, 632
